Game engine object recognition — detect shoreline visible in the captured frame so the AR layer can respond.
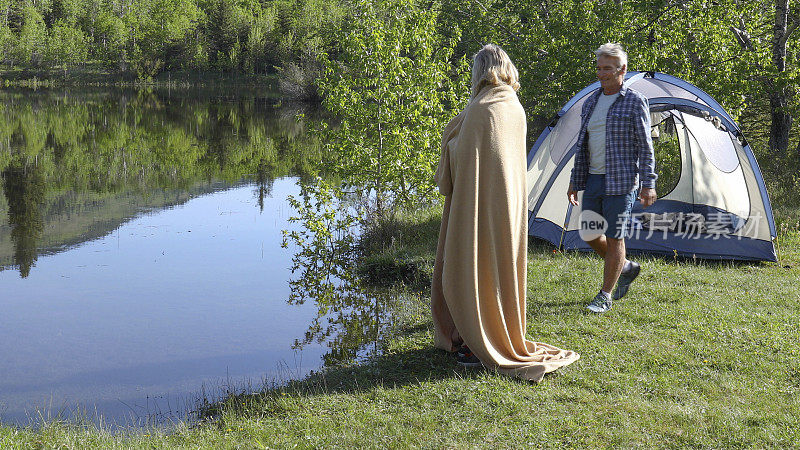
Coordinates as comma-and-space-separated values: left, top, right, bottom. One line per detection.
0, 64, 281, 90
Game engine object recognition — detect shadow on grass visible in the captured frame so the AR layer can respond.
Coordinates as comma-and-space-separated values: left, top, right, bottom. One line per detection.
530, 299, 587, 309
196, 346, 492, 424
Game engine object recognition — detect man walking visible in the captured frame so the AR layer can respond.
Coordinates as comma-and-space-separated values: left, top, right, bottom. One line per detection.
567, 43, 657, 313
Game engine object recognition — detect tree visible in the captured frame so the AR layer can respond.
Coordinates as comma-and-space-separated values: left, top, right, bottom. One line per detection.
45, 21, 88, 77
244, 5, 277, 73
126, 0, 202, 77
50, 0, 83, 25
440, 0, 798, 168
94, 9, 127, 66
0, 21, 12, 63
13, 3, 47, 66
768, 0, 798, 154
317, 0, 468, 212
0, 0, 11, 62
205, 0, 247, 71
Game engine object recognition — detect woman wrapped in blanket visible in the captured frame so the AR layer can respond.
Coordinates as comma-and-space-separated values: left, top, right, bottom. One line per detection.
431, 44, 580, 381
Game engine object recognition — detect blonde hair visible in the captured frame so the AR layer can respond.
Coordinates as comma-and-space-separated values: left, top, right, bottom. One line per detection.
594, 43, 628, 69
470, 44, 520, 98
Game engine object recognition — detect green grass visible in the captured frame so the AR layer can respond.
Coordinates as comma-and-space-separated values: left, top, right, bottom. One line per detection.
2, 210, 800, 448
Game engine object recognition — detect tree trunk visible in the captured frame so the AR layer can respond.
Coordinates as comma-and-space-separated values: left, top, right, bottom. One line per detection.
769, 92, 792, 153
376, 108, 384, 214
769, 0, 792, 154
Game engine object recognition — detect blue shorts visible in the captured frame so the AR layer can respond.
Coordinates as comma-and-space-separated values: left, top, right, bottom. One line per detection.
582, 174, 638, 239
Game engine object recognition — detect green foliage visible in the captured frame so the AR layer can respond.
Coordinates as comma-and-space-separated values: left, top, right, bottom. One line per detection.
204, 0, 246, 71
13, 3, 47, 66
45, 21, 89, 71
653, 134, 682, 196
430, 0, 799, 201
93, 11, 127, 66
126, 0, 203, 77
278, 0, 471, 367
2, 164, 45, 277
318, 0, 468, 211
0, 0, 349, 80
0, 0, 796, 157
0, 89, 330, 279
243, 5, 277, 73
438, 0, 796, 144
50, 0, 83, 25
0, 23, 13, 62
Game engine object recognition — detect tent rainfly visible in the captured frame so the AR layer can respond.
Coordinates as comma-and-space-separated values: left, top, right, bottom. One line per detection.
527, 71, 777, 261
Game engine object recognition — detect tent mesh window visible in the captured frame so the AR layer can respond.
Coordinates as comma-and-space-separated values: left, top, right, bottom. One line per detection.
651, 112, 681, 196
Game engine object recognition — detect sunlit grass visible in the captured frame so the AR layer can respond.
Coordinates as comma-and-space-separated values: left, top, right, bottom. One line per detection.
2, 212, 799, 447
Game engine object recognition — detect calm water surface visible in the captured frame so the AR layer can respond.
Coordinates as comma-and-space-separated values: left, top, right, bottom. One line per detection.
0, 88, 376, 426
0, 180, 328, 426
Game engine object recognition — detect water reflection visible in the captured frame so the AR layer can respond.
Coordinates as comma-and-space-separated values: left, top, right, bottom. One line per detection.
283, 180, 393, 367
294, 291, 391, 367
2, 164, 45, 277
0, 88, 396, 427
0, 180, 329, 427
0, 87, 323, 277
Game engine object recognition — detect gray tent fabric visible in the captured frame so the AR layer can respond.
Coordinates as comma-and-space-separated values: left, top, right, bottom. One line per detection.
527, 72, 776, 261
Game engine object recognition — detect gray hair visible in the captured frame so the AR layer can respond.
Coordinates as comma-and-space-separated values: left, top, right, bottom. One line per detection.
470, 44, 520, 98
594, 43, 628, 69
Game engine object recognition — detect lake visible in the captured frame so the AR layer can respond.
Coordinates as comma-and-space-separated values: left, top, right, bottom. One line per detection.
0, 87, 378, 427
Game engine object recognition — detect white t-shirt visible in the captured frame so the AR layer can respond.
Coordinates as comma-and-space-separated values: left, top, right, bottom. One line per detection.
587, 92, 620, 174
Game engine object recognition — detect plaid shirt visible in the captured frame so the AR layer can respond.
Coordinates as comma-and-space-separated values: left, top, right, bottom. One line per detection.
570, 85, 657, 195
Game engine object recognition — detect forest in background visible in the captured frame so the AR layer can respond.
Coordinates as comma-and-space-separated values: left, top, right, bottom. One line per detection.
0, 0, 347, 99
1, 0, 799, 207
311, 0, 800, 214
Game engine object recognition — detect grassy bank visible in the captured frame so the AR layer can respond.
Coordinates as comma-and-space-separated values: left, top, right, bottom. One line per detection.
2, 207, 800, 448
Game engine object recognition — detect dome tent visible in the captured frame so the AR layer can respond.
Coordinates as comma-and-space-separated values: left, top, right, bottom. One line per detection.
527, 71, 776, 261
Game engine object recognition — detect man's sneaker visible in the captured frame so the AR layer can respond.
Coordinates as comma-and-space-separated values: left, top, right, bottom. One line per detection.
613, 261, 641, 300
456, 346, 482, 367
586, 291, 612, 313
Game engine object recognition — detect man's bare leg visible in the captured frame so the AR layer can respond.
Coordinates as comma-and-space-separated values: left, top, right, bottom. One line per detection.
587, 235, 607, 258
587, 236, 627, 293
602, 237, 626, 294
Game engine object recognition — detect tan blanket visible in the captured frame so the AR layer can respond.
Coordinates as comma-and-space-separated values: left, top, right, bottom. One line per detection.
431, 84, 579, 382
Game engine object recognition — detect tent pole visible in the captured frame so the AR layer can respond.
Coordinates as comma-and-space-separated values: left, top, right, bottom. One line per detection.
558, 202, 574, 252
